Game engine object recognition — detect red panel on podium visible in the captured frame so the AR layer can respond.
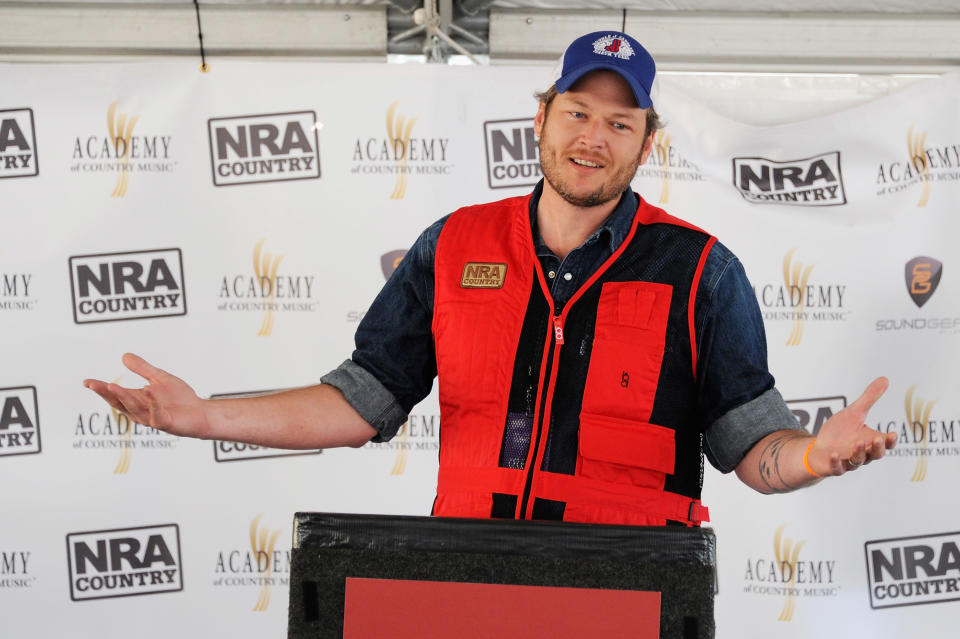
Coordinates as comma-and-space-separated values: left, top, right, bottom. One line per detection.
343, 577, 660, 639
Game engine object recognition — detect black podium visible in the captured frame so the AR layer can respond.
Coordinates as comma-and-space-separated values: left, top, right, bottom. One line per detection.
288, 512, 716, 639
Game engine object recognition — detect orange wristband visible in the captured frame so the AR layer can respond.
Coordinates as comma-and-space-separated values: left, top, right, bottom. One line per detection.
803, 439, 821, 478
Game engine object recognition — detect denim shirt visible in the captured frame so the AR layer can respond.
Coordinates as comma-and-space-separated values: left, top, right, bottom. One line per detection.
322, 181, 799, 473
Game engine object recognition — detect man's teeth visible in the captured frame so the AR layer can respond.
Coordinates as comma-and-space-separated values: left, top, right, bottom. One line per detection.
572, 158, 600, 168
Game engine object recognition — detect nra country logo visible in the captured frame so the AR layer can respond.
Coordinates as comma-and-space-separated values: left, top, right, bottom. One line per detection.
0, 386, 41, 457
70, 100, 175, 196
0, 108, 39, 178
351, 100, 453, 199
634, 130, 705, 204
207, 111, 321, 186
73, 393, 178, 473
68, 248, 186, 324
732, 152, 846, 206
878, 385, 959, 481
866, 531, 960, 609
742, 525, 838, 622
483, 118, 540, 190
212, 515, 290, 611
461, 262, 507, 289
66, 523, 183, 601
216, 239, 318, 336
875, 256, 959, 334
0, 271, 36, 312
752, 249, 849, 346
875, 125, 960, 206
364, 413, 440, 476
0, 550, 34, 589
787, 396, 847, 436
210, 390, 321, 462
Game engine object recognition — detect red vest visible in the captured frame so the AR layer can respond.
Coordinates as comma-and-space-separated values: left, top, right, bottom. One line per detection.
431, 193, 715, 526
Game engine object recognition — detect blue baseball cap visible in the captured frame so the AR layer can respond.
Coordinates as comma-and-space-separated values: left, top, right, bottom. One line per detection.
554, 32, 656, 109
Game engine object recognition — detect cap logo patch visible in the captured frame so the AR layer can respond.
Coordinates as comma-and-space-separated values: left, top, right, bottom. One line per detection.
592, 35, 634, 61
460, 262, 507, 289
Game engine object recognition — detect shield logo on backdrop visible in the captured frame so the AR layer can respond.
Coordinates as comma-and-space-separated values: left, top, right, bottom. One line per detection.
905, 256, 942, 308
381, 250, 407, 280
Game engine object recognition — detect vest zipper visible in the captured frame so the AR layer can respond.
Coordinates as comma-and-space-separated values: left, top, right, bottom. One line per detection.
518, 313, 564, 519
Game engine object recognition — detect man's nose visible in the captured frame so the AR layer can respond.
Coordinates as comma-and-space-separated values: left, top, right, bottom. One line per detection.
577, 118, 605, 147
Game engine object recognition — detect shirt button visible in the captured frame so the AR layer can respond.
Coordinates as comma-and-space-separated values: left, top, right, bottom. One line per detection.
548, 270, 556, 279
563, 273, 572, 281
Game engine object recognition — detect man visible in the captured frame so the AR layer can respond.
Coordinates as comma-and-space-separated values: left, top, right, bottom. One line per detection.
85, 31, 895, 526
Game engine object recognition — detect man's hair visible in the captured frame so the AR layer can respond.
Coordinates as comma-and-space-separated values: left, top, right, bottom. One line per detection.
534, 84, 662, 145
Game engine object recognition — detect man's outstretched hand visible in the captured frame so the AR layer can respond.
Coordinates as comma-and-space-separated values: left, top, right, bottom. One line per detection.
807, 376, 898, 477
83, 353, 209, 438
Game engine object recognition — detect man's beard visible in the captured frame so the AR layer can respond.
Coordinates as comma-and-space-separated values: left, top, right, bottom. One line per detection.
538, 132, 645, 208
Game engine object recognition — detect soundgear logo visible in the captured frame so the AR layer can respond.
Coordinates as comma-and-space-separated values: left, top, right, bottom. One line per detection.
212, 515, 291, 610
787, 396, 847, 436
753, 249, 849, 346
66, 524, 183, 601
483, 118, 540, 189
876, 125, 960, 205
210, 390, 322, 462
865, 531, 960, 609
732, 152, 846, 206
876, 256, 959, 333
878, 385, 958, 476
351, 101, 452, 199
0, 386, 41, 457
381, 250, 406, 280
207, 111, 321, 186
0, 108, 39, 178
0, 551, 34, 589
634, 130, 705, 204
742, 525, 838, 621
0, 271, 36, 312
217, 239, 318, 334
364, 413, 440, 475
461, 262, 507, 289
70, 100, 175, 195
69, 248, 186, 324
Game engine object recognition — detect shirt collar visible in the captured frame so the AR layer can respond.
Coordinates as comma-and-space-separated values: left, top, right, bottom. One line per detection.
528, 179, 639, 257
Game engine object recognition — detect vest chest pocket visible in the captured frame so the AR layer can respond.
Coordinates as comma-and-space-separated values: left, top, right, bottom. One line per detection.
580, 281, 673, 423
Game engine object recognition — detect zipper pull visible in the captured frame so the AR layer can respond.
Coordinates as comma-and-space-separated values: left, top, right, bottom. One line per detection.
552, 315, 564, 345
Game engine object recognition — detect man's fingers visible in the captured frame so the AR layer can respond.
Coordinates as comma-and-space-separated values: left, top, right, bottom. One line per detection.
121, 352, 166, 383
848, 376, 889, 417
83, 379, 128, 414
109, 383, 149, 421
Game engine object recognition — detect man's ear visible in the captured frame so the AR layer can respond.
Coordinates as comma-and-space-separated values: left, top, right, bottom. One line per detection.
533, 101, 546, 138
638, 130, 655, 165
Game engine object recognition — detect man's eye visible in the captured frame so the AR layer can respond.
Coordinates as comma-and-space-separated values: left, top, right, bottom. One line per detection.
571, 111, 585, 118
612, 122, 628, 131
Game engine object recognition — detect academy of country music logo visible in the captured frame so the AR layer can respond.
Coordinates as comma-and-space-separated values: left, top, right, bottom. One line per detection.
346, 250, 406, 323
732, 151, 846, 206
68, 248, 186, 324
70, 100, 175, 196
634, 130, 705, 204
483, 118, 541, 190
752, 249, 849, 346
66, 523, 183, 601
73, 391, 178, 474
350, 100, 453, 199
742, 525, 839, 622
876, 385, 959, 481
207, 111, 321, 186
212, 515, 290, 611
787, 395, 847, 436
0, 270, 36, 312
216, 239, 318, 335
0, 108, 39, 178
0, 386, 41, 457
865, 531, 960, 609
0, 550, 35, 589
875, 125, 960, 206
875, 256, 960, 334
363, 413, 440, 476
209, 389, 321, 462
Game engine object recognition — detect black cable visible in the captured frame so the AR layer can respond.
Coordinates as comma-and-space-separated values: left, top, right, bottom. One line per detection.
193, 0, 208, 72
621, 8, 626, 34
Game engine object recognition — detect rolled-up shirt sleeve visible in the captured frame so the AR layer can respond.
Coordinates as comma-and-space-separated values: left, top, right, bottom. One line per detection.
694, 243, 803, 472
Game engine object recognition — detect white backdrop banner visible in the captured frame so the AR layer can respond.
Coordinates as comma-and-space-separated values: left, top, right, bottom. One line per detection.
1, 61, 958, 638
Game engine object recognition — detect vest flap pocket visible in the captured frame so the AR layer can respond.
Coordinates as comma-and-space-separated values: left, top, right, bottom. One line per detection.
579, 413, 675, 474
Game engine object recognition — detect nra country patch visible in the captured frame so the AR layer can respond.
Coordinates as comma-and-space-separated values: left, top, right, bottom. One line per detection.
460, 262, 507, 289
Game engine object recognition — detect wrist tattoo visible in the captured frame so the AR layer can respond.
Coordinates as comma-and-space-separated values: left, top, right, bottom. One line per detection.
757, 433, 808, 494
